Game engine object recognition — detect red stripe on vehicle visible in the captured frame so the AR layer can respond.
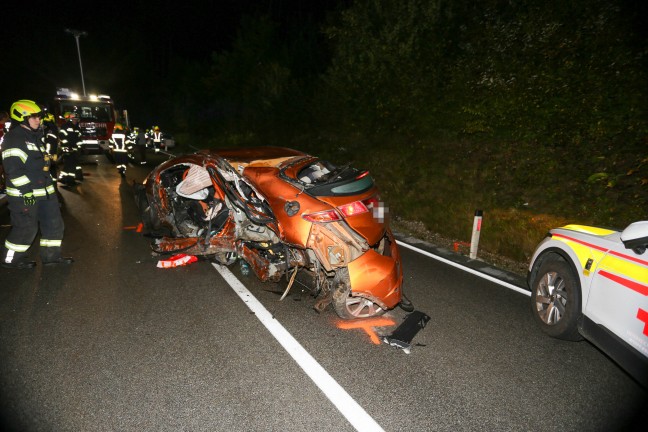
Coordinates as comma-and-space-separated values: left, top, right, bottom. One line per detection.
553, 233, 648, 266
637, 309, 648, 336
552, 233, 609, 252
609, 250, 648, 267
599, 270, 648, 296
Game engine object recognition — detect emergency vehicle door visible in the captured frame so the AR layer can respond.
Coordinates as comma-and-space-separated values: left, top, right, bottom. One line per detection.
585, 244, 648, 355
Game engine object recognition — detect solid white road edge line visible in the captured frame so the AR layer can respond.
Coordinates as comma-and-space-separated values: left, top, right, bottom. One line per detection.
396, 240, 532, 297
212, 263, 385, 432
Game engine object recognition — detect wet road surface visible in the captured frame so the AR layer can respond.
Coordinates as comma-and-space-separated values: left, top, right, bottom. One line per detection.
1, 152, 646, 431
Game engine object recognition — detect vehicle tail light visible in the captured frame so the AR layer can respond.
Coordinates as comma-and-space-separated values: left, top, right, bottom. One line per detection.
302, 209, 342, 223
303, 195, 381, 223
337, 201, 368, 217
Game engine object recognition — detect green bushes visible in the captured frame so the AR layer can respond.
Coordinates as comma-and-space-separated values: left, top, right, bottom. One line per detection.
168, 0, 647, 262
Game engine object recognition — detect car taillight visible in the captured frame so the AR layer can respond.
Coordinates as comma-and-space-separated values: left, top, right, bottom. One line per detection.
337, 201, 369, 217
303, 196, 380, 223
302, 209, 342, 223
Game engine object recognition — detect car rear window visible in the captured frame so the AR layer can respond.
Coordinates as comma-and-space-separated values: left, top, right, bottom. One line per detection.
294, 160, 374, 197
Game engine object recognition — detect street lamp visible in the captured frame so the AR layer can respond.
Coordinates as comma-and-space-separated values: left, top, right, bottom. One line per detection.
64, 28, 88, 97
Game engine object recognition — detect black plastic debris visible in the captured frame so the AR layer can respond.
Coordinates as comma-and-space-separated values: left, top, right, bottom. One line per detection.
383, 311, 430, 354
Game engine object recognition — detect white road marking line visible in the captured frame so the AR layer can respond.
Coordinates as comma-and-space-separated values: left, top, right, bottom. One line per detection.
396, 240, 532, 297
212, 263, 385, 432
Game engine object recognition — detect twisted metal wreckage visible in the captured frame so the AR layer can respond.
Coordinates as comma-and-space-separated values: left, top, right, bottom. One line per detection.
135, 146, 414, 320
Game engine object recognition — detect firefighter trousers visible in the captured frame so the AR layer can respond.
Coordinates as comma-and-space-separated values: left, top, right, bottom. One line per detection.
2, 195, 65, 264
113, 149, 129, 173
137, 145, 147, 164
60, 151, 83, 183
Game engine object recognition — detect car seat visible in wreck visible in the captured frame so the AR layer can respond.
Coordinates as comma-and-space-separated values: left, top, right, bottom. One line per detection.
169, 164, 229, 237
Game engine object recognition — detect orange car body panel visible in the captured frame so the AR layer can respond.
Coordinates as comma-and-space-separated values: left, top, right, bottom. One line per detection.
347, 233, 403, 309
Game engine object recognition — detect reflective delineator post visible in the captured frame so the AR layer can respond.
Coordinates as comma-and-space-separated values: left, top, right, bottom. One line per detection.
469, 210, 483, 259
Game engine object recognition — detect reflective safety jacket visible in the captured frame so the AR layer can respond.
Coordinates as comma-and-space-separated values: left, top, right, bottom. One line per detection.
151, 131, 162, 145
109, 131, 131, 152
42, 122, 60, 156
58, 121, 82, 153
1, 125, 56, 200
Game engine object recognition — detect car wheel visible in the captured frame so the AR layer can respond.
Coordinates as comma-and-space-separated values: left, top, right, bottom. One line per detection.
136, 189, 157, 231
531, 257, 583, 341
332, 269, 386, 319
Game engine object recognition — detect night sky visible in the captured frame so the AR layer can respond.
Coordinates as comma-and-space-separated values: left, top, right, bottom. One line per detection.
1, 0, 338, 126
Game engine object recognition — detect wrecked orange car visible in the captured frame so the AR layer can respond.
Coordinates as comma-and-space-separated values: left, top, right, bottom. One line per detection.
135, 146, 410, 319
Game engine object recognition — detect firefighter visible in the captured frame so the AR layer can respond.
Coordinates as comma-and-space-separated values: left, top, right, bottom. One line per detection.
42, 113, 60, 181
108, 123, 130, 176
1, 100, 73, 269
58, 112, 83, 185
133, 126, 147, 165
0, 110, 8, 194
150, 125, 163, 152
127, 126, 137, 162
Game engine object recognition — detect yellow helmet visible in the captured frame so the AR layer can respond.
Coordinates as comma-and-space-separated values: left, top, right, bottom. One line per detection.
64, 112, 79, 120
44, 113, 56, 123
10, 99, 42, 122
153, 126, 160, 131
114, 123, 123, 130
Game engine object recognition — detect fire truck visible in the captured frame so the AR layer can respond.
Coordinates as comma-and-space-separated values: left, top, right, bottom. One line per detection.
53, 88, 118, 154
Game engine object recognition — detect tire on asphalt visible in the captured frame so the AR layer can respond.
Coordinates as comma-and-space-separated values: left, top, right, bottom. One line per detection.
530, 257, 583, 341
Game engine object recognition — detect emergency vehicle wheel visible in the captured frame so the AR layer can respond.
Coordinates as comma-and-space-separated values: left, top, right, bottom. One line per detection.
530, 257, 583, 341
332, 269, 386, 319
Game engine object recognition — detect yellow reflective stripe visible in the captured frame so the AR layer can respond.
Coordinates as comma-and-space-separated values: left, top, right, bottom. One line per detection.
32, 186, 54, 197
6, 187, 21, 197
4, 240, 30, 252
2, 148, 28, 163
554, 234, 648, 283
6, 186, 53, 197
26, 143, 39, 151
554, 236, 606, 273
40, 239, 62, 247
599, 253, 648, 285
561, 224, 616, 236
11, 175, 31, 186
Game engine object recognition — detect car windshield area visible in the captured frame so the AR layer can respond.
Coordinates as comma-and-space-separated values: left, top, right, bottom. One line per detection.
58, 101, 114, 122
292, 159, 375, 197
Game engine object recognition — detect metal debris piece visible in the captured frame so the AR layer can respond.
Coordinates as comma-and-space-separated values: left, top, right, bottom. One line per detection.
382, 311, 430, 354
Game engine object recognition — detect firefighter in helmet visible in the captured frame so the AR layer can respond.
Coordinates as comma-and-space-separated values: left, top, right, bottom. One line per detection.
1, 99, 73, 269
0, 110, 9, 194
132, 126, 147, 165
58, 111, 83, 185
42, 113, 60, 181
108, 122, 130, 176
151, 125, 163, 152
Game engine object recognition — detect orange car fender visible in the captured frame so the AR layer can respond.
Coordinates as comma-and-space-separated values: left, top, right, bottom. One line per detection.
347, 247, 403, 309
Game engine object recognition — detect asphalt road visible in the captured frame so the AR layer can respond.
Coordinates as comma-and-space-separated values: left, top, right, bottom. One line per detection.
1, 151, 647, 432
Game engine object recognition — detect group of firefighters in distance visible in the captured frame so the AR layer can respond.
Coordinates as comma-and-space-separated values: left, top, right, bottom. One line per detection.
108, 124, 166, 177
42, 112, 165, 184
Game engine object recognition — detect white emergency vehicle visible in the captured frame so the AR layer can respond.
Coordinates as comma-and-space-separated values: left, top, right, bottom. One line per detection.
528, 221, 648, 386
